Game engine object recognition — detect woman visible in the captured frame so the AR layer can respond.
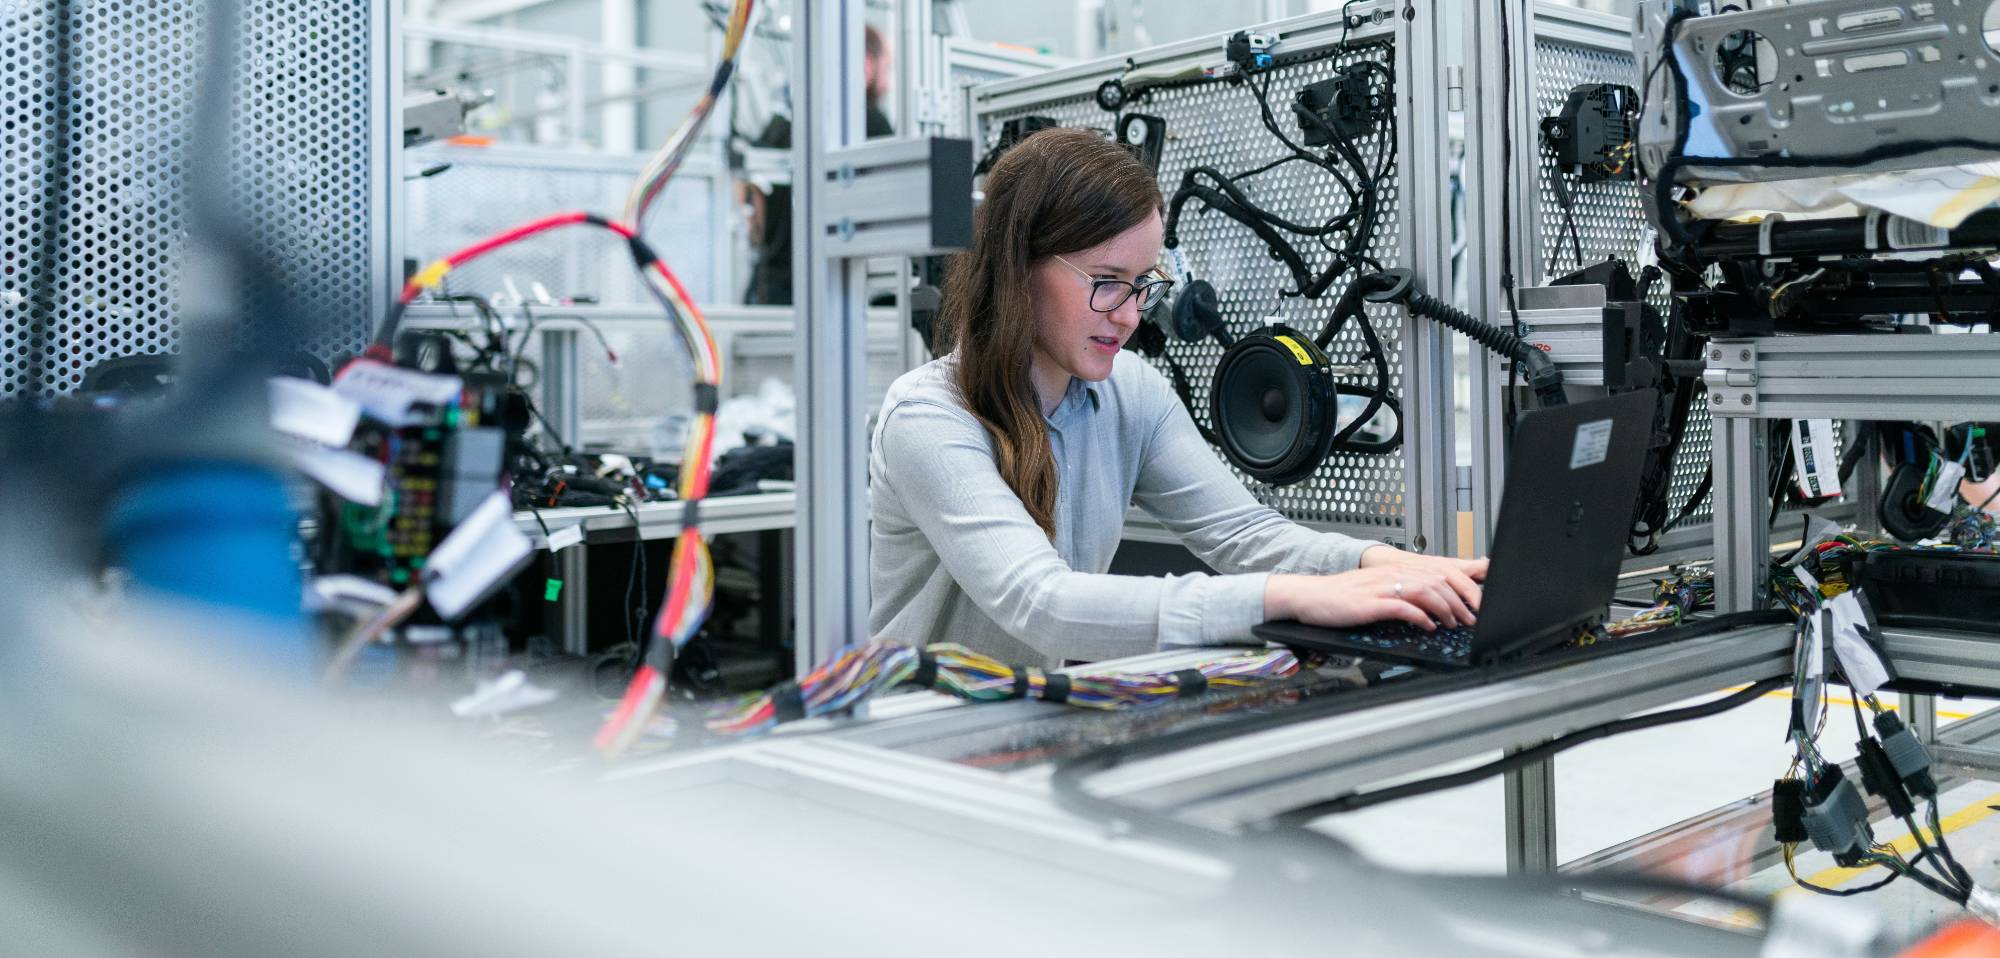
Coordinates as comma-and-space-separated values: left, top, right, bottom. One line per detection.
869, 128, 1485, 666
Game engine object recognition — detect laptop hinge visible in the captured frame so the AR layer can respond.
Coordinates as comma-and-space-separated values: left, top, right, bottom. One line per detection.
1484, 618, 1595, 665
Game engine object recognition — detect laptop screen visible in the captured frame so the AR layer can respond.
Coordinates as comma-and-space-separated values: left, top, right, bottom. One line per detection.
1474, 390, 1656, 659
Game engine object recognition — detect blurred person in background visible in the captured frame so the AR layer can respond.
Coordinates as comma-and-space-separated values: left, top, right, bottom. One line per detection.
742, 25, 894, 305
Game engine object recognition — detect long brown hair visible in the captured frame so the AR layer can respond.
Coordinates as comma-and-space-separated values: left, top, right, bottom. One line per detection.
939, 128, 1161, 538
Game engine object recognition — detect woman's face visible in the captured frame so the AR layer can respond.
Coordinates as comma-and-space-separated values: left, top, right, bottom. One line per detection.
1028, 212, 1164, 391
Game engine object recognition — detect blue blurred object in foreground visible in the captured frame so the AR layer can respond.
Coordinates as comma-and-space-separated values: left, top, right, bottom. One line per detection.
105, 462, 311, 665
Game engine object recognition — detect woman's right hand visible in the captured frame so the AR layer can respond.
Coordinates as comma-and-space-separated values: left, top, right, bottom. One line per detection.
1263, 566, 1474, 631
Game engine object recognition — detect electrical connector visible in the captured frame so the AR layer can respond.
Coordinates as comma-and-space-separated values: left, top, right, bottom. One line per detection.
1803, 766, 1875, 865
1226, 31, 1276, 73
1295, 65, 1387, 146
1773, 779, 1809, 844
1875, 710, 1939, 800
1855, 737, 1917, 818
1519, 348, 1570, 410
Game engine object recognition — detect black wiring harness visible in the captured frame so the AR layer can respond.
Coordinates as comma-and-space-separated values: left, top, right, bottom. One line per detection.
1158, 37, 1393, 299
1144, 29, 1401, 461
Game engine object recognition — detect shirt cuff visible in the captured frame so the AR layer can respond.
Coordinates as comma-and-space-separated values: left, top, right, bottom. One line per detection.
1158, 573, 1270, 648
1308, 534, 1378, 575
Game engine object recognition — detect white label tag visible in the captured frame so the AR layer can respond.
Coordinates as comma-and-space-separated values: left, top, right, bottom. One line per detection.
1805, 515, 1844, 550
424, 491, 535, 621
333, 359, 464, 428
1885, 215, 1950, 250
546, 524, 586, 553
1826, 591, 1891, 696
1164, 246, 1192, 284
1794, 563, 1820, 596
281, 437, 386, 506
268, 376, 361, 447
306, 574, 400, 613
1926, 459, 1966, 513
1790, 419, 1843, 499
1791, 612, 1826, 746
1570, 419, 1614, 469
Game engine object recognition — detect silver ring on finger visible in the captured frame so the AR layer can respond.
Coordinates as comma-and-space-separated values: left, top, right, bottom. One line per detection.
1393, 580, 1405, 597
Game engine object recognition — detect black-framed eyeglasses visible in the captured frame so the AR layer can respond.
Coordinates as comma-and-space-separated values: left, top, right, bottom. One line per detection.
1052, 254, 1175, 313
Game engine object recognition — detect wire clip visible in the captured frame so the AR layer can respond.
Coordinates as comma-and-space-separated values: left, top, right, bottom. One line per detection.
771, 680, 806, 724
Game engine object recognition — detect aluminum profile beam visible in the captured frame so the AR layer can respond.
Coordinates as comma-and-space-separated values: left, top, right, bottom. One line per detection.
1877, 626, 2000, 694
1706, 335, 2000, 422
1081, 624, 1795, 828
795, 4, 973, 668
811, 137, 973, 260
1707, 333, 2000, 610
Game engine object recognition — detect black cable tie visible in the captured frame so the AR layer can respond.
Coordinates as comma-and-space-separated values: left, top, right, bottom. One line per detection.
1043, 673, 1071, 705
1010, 667, 1033, 700
771, 680, 806, 724
626, 234, 660, 268
1173, 669, 1209, 698
694, 383, 720, 415
911, 650, 939, 688
643, 640, 676, 674
681, 498, 702, 529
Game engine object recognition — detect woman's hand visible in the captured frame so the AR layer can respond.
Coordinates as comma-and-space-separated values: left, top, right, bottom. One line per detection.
1359, 545, 1486, 620
1264, 561, 1480, 631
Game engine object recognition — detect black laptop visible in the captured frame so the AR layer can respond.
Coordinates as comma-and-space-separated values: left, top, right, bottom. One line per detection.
1254, 390, 1656, 670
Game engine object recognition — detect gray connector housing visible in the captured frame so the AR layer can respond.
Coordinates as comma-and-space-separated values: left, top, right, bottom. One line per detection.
1880, 727, 1930, 782
1803, 775, 1871, 857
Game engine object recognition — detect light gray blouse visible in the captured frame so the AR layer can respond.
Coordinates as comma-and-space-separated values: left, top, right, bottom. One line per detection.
868, 351, 1377, 667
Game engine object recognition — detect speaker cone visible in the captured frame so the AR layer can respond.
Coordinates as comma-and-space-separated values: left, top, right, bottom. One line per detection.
1210, 324, 1338, 486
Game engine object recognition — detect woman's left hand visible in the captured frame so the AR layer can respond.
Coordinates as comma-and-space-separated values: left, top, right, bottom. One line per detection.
1359, 546, 1488, 617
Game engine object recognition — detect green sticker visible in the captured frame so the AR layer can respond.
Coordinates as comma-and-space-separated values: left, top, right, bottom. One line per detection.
544, 579, 564, 602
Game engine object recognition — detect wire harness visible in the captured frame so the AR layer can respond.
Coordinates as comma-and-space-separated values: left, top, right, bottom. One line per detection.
622, 0, 755, 228
1146, 26, 1403, 460
1770, 530, 1988, 909
355, 213, 724, 724
353, 0, 753, 758
675, 642, 1301, 744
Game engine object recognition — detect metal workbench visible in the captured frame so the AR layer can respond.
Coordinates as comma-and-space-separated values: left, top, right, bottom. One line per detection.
621, 619, 1797, 852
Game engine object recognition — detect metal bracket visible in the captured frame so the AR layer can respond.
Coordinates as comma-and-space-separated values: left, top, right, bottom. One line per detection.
815, 136, 974, 259
1703, 341, 1759, 415
912, 87, 949, 126
1517, 283, 1610, 387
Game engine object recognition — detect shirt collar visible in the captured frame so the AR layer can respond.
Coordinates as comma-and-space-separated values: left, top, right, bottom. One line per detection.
1047, 377, 1100, 427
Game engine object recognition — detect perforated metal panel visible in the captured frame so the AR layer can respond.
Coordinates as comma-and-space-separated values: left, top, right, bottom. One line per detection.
1530, 29, 1714, 528
976, 31, 1408, 529
0, 0, 383, 397
232, 0, 379, 366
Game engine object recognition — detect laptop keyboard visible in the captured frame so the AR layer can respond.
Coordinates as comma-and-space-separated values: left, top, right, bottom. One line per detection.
1348, 621, 1477, 662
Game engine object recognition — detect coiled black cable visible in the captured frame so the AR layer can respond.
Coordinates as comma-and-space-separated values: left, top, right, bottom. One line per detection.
1342, 269, 1568, 408
1403, 290, 1534, 362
